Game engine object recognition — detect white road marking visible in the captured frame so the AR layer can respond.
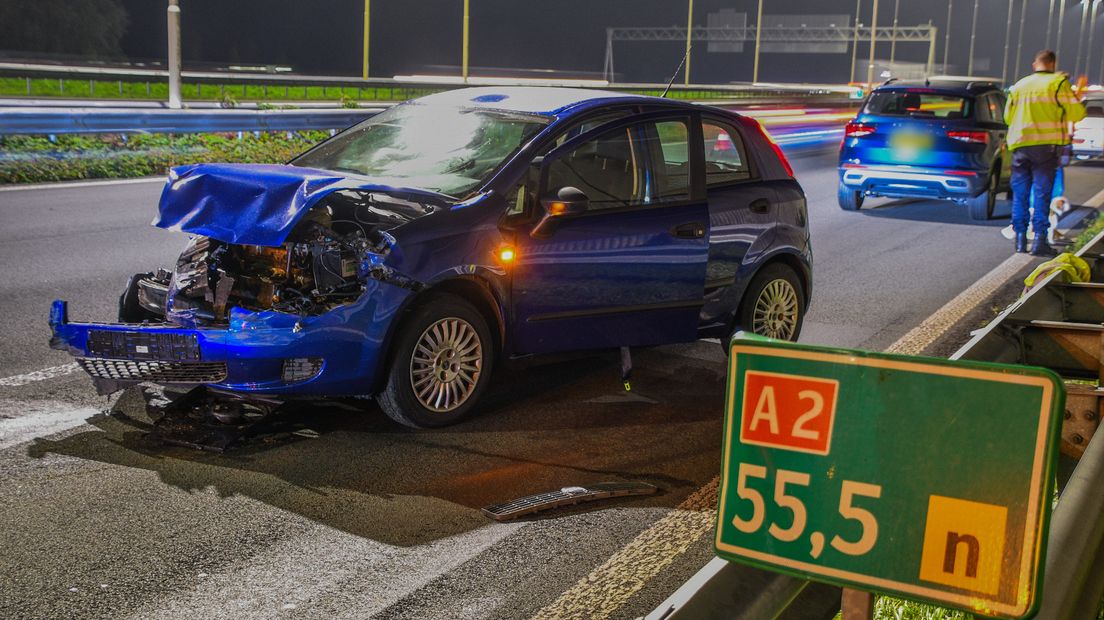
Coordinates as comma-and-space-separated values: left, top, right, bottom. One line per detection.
0, 399, 98, 450
0, 177, 164, 192
128, 521, 525, 620
532, 252, 1033, 620
0, 362, 80, 388
1083, 185, 1104, 209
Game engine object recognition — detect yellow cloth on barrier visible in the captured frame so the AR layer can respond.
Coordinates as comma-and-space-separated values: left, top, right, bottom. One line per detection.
1023, 253, 1091, 290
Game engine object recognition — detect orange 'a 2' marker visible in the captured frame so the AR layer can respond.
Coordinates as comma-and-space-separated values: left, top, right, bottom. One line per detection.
740, 371, 839, 455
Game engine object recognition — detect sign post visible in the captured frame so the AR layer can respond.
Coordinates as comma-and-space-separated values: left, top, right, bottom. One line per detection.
716, 337, 1063, 619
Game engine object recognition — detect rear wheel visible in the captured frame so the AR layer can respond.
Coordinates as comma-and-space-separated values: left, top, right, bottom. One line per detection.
967, 168, 999, 221
730, 263, 805, 348
837, 181, 864, 211
377, 293, 494, 429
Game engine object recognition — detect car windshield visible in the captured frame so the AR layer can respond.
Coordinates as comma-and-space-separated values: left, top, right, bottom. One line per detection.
863, 91, 972, 119
292, 104, 550, 198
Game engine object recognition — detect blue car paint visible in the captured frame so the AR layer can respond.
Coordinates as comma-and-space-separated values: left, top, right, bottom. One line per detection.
839, 82, 1011, 202
50, 87, 811, 399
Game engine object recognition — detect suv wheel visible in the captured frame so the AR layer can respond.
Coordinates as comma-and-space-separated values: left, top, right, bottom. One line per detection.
967, 168, 999, 221
377, 293, 494, 429
837, 181, 864, 211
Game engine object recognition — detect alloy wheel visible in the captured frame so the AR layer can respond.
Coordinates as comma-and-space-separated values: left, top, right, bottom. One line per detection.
752, 279, 800, 340
409, 317, 483, 413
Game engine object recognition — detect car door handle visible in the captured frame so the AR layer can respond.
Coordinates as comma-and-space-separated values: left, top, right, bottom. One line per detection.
749, 198, 772, 214
671, 222, 705, 239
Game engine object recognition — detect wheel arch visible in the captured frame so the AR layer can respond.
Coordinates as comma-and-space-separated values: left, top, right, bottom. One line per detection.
373, 275, 506, 393
732, 251, 812, 334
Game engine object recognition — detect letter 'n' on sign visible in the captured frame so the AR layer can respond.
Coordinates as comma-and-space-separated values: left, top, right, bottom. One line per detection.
740, 370, 839, 455
919, 495, 1009, 597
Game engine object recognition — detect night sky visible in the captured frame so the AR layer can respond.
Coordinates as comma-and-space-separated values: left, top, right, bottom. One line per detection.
61, 1, 1104, 83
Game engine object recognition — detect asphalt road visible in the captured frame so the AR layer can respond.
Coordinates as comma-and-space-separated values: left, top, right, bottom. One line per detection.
1, 153, 1100, 620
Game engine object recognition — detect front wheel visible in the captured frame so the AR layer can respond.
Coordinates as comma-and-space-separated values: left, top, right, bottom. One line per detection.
377, 293, 494, 429
837, 181, 864, 211
735, 263, 806, 344
967, 169, 999, 221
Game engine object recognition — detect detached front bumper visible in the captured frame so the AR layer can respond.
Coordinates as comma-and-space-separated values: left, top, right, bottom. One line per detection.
49, 280, 409, 396
840, 165, 988, 201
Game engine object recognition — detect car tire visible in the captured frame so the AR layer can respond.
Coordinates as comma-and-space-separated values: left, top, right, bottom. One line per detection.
118, 272, 161, 323
730, 263, 806, 348
968, 169, 999, 221
837, 181, 863, 211
377, 293, 495, 429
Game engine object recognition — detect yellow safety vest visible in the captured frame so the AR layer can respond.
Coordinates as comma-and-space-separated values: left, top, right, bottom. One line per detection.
1004, 71, 1086, 150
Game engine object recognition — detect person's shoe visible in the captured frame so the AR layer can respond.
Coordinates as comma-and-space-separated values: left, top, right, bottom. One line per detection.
1030, 237, 1058, 257
1015, 232, 1028, 253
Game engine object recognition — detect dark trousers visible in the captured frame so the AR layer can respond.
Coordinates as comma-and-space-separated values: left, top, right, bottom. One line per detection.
1010, 144, 1060, 235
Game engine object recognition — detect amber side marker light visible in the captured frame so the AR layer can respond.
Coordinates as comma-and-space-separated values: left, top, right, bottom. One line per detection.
497, 246, 516, 263
547, 202, 568, 216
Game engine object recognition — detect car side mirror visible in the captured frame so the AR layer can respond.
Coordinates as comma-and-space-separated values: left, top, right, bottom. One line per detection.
531, 186, 589, 238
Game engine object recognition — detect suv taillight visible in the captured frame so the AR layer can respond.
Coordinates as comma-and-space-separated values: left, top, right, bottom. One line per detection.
845, 121, 876, 138
946, 130, 988, 144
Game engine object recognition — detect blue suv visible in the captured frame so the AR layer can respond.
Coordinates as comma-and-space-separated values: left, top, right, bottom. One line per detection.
838, 79, 1011, 220
50, 87, 811, 428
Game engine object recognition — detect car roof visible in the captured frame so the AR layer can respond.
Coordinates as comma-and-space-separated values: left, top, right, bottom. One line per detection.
410, 86, 693, 117
873, 79, 1001, 96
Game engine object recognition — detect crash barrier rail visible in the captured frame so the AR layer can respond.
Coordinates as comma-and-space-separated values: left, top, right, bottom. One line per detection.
0, 99, 857, 136
649, 228, 1104, 619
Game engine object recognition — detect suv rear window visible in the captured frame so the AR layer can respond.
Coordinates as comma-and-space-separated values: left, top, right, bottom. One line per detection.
864, 90, 972, 119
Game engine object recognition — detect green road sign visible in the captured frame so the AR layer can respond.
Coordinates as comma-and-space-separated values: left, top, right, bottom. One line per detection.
715, 337, 1064, 619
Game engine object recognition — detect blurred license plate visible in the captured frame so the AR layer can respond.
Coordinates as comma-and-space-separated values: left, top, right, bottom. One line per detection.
890, 131, 933, 151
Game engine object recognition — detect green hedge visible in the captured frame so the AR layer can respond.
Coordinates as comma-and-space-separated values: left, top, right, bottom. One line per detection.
0, 131, 331, 184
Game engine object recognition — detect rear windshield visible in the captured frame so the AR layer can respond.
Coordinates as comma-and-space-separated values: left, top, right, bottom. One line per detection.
1087, 104, 1104, 118
863, 90, 972, 119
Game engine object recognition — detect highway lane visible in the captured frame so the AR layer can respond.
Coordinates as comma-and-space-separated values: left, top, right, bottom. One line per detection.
0, 151, 1092, 619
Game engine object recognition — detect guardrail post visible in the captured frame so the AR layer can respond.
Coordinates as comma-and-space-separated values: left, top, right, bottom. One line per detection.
167, 0, 182, 108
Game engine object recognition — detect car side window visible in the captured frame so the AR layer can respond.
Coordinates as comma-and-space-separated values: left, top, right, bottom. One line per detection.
545, 124, 645, 211
702, 121, 752, 186
542, 110, 634, 154
647, 120, 691, 201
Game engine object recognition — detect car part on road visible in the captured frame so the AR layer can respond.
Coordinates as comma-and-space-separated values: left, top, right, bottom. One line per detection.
481, 481, 658, 521
143, 387, 285, 452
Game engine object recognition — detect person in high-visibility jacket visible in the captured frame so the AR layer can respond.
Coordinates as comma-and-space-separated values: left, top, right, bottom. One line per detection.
1004, 49, 1085, 256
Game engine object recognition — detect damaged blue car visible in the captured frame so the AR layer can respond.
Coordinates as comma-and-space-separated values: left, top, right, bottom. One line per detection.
50, 87, 812, 428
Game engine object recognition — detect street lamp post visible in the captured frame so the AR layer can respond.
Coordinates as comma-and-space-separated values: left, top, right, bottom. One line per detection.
167, 0, 181, 109
851, 0, 863, 82
943, 0, 954, 73
462, 0, 470, 82
1047, 0, 1057, 49
968, 0, 980, 76
867, 0, 879, 85
1076, 0, 1091, 75
683, 0, 694, 85
752, 0, 765, 82
361, 0, 370, 80
1088, 0, 1101, 80
1003, 0, 1015, 83
1015, 0, 1028, 77
890, 0, 900, 64
1058, 0, 1068, 63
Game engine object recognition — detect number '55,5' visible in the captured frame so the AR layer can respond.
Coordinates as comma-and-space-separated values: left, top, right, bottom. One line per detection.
729, 463, 882, 556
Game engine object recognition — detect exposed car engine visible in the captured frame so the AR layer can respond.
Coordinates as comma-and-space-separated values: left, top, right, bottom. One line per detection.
124, 191, 433, 326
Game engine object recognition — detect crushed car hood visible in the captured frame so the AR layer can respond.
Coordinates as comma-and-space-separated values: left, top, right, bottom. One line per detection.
154, 163, 443, 246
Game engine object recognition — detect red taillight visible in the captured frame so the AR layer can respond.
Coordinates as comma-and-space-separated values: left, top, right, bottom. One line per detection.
751, 119, 794, 178
946, 130, 988, 144
845, 121, 876, 138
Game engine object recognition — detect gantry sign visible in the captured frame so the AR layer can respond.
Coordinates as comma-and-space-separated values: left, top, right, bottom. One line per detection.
603, 25, 939, 82
715, 337, 1063, 618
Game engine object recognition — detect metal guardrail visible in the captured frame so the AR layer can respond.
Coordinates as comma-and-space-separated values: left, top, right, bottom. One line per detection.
952, 229, 1104, 619
0, 106, 383, 135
